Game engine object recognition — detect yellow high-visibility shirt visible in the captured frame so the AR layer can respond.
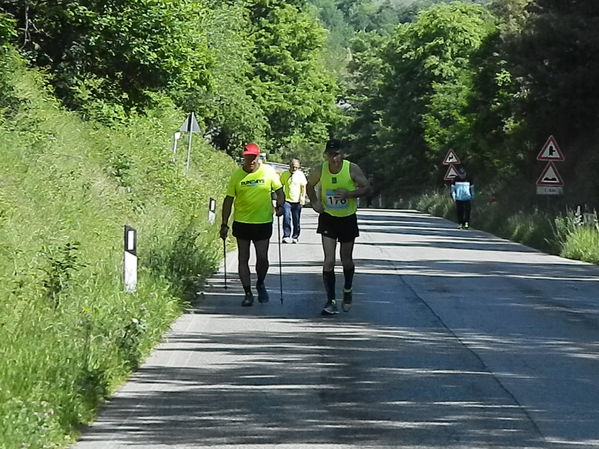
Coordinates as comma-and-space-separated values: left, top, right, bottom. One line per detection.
280, 170, 307, 203
226, 163, 282, 224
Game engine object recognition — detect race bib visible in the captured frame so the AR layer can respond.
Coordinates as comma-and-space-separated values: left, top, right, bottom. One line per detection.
325, 189, 348, 210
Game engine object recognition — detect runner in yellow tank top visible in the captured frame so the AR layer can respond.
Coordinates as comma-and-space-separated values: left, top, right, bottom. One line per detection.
306, 139, 372, 315
319, 159, 357, 217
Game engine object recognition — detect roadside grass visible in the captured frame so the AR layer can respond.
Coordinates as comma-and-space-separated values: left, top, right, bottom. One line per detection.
0, 53, 235, 448
555, 213, 599, 264
560, 226, 599, 264
411, 190, 598, 263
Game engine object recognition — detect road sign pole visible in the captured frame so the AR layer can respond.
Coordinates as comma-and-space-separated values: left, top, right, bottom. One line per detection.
185, 131, 193, 172
180, 112, 199, 173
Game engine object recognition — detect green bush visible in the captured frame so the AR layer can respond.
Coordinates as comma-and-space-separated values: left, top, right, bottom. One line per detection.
502, 211, 557, 253
415, 190, 454, 218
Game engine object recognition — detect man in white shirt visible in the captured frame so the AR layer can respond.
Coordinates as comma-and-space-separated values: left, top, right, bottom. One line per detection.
280, 159, 307, 243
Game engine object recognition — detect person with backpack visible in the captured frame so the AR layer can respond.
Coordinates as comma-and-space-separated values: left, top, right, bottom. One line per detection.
451, 167, 475, 229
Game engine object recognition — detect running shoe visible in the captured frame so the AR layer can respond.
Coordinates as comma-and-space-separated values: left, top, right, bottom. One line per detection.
342, 289, 352, 312
241, 293, 254, 307
464, 222, 469, 229
282, 237, 291, 244
291, 238, 298, 244
321, 299, 338, 315
256, 283, 269, 303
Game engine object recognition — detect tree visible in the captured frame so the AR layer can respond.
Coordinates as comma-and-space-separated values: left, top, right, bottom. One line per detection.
376, 3, 496, 190
245, 0, 341, 154
305, 0, 354, 74
516, 1, 599, 135
1, 0, 342, 157
187, 2, 270, 153
506, 0, 599, 204
342, 32, 388, 185
0, 13, 18, 109
0, 12, 14, 47
0, 0, 215, 117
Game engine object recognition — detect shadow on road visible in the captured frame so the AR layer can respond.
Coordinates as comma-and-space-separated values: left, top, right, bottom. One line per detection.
76, 209, 599, 449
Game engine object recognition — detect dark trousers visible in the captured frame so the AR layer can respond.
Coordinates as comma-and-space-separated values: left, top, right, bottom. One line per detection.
283, 202, 302, 238
456, 200, 471, 225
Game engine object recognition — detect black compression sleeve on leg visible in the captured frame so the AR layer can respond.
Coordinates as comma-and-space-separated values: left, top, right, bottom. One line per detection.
322, 270, 336, 300
343, 266, 355, 290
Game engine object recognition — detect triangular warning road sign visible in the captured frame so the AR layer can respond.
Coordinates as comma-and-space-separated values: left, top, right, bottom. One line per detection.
536, 135, 565, 161
443, 164, 460, 181
536, 162, 564, 186
180, 112, 201, 133
442, 149, 461, 165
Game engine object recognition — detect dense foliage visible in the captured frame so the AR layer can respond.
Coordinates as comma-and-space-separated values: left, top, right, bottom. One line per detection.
0, 42, 236, 447
0, 0, 342, 155
511, 0, 599, 205
335, 0, 598, 209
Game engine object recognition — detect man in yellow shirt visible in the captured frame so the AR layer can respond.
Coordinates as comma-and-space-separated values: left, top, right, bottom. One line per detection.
279, 158, 307, 244
306, 139, 371, 315
220, 143, 285, 306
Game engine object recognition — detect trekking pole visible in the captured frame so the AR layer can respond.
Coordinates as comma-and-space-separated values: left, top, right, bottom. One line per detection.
277, 214, 283, 303
222, 237, 227, 289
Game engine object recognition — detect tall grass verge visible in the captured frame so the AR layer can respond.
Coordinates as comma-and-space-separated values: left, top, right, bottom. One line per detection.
554, 212, 599, 264
0, 50, 235, 448
408, 189, 598, 262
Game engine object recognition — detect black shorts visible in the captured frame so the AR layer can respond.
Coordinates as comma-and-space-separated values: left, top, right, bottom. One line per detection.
317, 212, 359, 242
232, 221, 273, 242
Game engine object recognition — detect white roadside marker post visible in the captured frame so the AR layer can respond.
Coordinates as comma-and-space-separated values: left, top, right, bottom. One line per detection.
208, 197, 216, 225
123, 225, 137, 293
171, 131, 182, 162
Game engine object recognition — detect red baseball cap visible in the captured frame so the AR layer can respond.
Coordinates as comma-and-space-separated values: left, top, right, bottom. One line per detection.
243, 143, 261, 156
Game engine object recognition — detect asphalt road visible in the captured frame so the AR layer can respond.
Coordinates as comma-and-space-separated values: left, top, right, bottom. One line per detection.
72, 209, 599, 449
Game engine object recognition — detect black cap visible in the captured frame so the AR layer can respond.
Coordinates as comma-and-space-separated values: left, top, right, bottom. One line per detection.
325, 139, 342, 154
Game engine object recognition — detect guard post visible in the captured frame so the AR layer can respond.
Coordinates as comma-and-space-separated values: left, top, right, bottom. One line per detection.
123, 225, 137, 293
208, 197, 216, 224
